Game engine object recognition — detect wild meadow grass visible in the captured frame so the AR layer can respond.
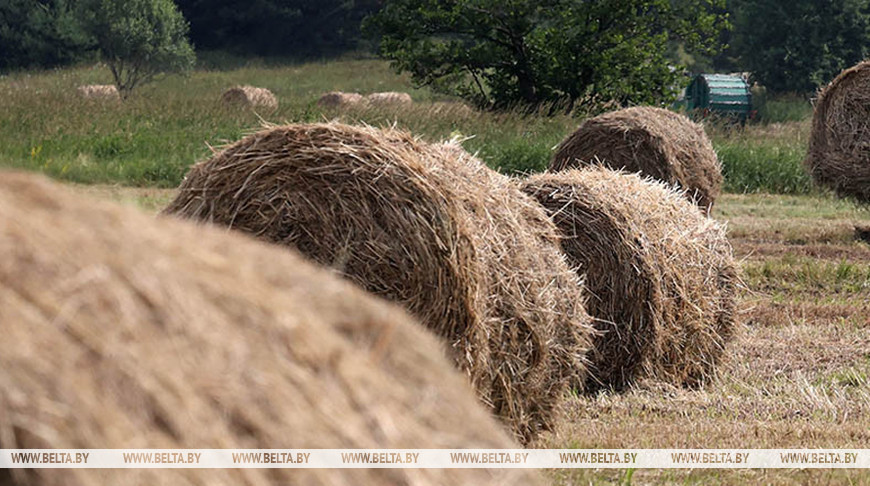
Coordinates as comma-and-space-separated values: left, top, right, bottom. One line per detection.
0, 58, 816, 194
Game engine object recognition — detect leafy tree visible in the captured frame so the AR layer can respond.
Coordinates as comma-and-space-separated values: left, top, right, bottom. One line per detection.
732, 0, 870, 93
82, 0, 195, 98
364, 0, 728, 110
0, 0, 93, 71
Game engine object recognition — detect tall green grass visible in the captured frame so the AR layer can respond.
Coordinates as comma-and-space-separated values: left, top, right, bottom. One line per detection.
0, 59, 818, 195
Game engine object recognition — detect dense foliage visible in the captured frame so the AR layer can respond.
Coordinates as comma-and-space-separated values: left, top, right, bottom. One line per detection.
731, 0, 870, 93
174, 0, 381, 57
364, 0, 728, 109
0, 0, 93, 71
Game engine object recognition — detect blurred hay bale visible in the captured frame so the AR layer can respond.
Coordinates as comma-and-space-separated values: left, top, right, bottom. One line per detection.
221, 85, 278, 111
806, 60, 870, 203
550, 106, 722, 210
317, 91, 364, 108
0, 171, 541, 486
520, 167, 738, 391
76, 84, 120, 102
366, 92, 413, 106
162, 122, 593, 444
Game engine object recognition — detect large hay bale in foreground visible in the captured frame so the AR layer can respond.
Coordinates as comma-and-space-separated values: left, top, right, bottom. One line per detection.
521, 167, 738, 391
163, 123, 593, 444
366, 92, 413, 106
549, 107, 722, 210
76, 84, 120, 101
317, 91, 364, 108
806, 61, 870, 203
0, 171, 540, 486
221, 85, 278, 111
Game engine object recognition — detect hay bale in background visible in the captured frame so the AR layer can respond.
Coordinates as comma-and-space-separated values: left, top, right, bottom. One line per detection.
76, 84, 120, 102
0, 171, 540, 486
806, 61, 870, 203
366, 92, 413, 106
163, 123, 593, 444
317, 91, 364, 108
549, 106, 722, 210
521, 167, 738, 391
221, 85, 278, 111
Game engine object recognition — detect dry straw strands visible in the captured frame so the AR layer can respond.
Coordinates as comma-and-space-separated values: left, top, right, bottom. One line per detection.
76, 84, 120, 101
549, 106, 723, 210
163, 122, 593, 444
806, 60, 870, 203
0, 171, 540, 486
221, 85, 278, 111
317, 91, 364, 108
366, 92, 413, 105
520, 167, 738, 391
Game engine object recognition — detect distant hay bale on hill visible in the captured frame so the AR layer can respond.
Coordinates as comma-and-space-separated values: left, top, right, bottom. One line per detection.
163, 122, 593, 444
806, 61, 870, 203
221, 85, 278, 111
317, 91, 364, 108
521, 167, 738, 391
366, 91, 413, 105
0, 171, 540, 486
76, 84, 120, 101
549, 106, 722, 210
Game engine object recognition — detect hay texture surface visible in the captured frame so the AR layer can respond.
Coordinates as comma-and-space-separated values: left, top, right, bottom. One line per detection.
806, 60, 870, 203
76, 84, 120, 101
521, 167, 738, 391
550, 106, 722, 210
0, 171, 540, 486
221, 85, 278, 111
317, 91, 364, 108
163, 123, 593, 444
366, 92, 413, 105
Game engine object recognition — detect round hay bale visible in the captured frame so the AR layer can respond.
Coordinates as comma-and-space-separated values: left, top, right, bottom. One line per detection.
0, 171, 541, 486
76, 84, 120, 102
221, 85, 278, 111
520, 167, 738, 391
366, 92, 413, 106
317, 91, 364, 108
806, 61, 870, 203
162, 122, 593, 444
549, 106, 722, 210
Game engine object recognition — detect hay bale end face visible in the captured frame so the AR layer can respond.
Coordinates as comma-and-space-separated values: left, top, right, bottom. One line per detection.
163, 122, 593, 444
317, 91, 364, 108
221, 85, 278, 111
366, 92, 413, 105
549, 106, 722, 210
521, 167, 738, 391
806, 60, 870, 203
0, 171, 540, 486
76, 84, 120, 101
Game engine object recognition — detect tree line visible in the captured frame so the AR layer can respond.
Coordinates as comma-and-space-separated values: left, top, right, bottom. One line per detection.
2, 0, 869, 107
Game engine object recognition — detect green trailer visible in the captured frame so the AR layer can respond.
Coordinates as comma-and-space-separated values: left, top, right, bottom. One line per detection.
684, 73, 753, 122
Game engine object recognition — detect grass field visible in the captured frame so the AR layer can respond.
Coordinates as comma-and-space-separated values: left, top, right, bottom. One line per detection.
4, 58, 870, 484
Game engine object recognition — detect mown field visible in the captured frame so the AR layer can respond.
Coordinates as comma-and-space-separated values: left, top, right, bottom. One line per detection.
4, 58, 870, 485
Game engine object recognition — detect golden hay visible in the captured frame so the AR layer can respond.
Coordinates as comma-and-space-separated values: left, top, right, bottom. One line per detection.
76, 84, 120, 101
806, 60, 870, 203
317, 91, 365, 108
162, 122, 593, 444
520, 167, 738, 391
366, 92, 413, 105
0, 171, 541, 486
549, 107, 722, 210
221, 85, 278, 111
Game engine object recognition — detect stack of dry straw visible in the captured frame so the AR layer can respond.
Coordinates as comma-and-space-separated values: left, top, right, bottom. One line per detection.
0, 171, 541, 486
163, 122, 594, 444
